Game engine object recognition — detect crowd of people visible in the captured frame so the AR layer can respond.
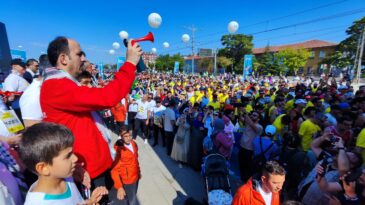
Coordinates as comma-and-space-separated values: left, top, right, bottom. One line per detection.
0, 35, 365, 205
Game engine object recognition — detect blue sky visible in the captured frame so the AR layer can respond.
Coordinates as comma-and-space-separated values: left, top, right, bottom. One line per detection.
1, 0, 365, 64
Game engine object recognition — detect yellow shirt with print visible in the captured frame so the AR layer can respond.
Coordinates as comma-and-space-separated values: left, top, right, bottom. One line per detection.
299, 119, 321, 151
356, 128, 365, 164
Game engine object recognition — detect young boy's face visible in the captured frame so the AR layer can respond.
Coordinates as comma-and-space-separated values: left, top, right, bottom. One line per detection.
49, 147, 78, 178
80, 77, 92, 88
121, 131, 133, 145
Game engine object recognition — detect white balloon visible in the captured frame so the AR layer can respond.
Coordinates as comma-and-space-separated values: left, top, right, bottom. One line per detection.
109, 49, 115, 55
228, 21, 239, 34
163, 42, 169, 48
119, 31, 129, 39
151, 47, 157, 53
148, 13, 162, 28
112, 42, 120, 50
181, 34, 190, 43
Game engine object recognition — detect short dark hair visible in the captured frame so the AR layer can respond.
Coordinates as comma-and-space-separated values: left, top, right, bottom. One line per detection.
19, 122, 74, 173
47, 36, 70, 67
77, 70, 92, 81
262, 161, 286, 177
26, 59, 38, 67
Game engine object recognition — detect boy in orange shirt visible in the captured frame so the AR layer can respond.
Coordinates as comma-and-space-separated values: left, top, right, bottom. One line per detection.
110, 126, 140, 205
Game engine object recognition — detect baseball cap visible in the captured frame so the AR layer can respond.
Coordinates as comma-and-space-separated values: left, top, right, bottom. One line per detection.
339, 102, 350, 109
338, 85, 348, 90
11, 58, 26, 68
295, 99, 307, 105
265, 125, 276, 136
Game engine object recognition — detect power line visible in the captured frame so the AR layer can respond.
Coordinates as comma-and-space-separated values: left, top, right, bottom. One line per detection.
159, 8, 365, 54
155, 0, 350, 52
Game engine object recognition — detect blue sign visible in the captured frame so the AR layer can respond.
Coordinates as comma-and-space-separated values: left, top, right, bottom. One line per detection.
98, 62, 104, 80
174, 61, 179, 74
116, 56, 126, 71
243, 54, 253, 79
10, 49, 26, 61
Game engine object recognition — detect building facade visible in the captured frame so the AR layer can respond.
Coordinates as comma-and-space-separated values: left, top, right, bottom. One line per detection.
253, 40, 337, 75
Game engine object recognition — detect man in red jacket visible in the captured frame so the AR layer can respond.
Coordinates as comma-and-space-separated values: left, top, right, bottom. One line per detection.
232, 161, 286, 205
40, 36, 141, 196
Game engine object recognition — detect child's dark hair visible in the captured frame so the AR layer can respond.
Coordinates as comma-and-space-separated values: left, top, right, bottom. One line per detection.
116, 125, 130, 147
19, 122, 74, 173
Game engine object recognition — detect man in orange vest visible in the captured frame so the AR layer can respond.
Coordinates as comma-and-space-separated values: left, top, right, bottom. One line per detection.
232, 161, 285, 205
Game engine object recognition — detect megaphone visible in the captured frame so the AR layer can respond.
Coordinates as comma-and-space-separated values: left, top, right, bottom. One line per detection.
123, 32, 154, 73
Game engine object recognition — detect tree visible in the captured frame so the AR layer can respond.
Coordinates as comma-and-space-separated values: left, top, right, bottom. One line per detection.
197, 57, 213, 73
256, 45, 281, 75
155, 54, 185, 72
324, 16, 365, 69
218, 34, 253, 72
274, 48, 311, 75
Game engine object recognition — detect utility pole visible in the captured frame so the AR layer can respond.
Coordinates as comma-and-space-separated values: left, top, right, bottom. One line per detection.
356, 26, 365, 84
214, 49, 217, 75
185, 25, 197, 74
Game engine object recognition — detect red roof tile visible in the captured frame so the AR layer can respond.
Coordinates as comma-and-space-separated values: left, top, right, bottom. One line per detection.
253, 40, 337, 54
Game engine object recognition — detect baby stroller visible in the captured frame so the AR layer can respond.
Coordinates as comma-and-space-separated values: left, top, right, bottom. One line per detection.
202, 153, 232, 205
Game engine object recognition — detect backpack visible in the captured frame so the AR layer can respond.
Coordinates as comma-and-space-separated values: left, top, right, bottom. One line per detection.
252, 137, 274, 172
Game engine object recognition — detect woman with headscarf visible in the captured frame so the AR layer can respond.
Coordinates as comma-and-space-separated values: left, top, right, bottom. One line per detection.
171, 108, 191, 165
212, 119, 234, 160
188, 111, 206, 170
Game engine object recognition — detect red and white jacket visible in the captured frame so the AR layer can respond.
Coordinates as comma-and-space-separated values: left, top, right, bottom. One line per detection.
40, 62, 136, 178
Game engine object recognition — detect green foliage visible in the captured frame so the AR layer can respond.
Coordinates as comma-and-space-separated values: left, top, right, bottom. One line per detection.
217, 56, 233, 68
197, 58, 213, 73
325, 16, 365, 68
274, 48, 311, 75
256, 45, 281, 75
155, 54, 185, 71
218, 34, 253, 72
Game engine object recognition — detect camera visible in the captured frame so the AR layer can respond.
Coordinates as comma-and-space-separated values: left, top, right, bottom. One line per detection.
318, 156, 334, 177
329, 135, 339, 143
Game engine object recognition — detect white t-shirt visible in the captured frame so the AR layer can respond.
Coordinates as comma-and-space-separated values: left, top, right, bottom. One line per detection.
24, 178, 83, 205
3, 73, 29, 92
163, 108, 176, 132
128, 103, 138, 112
135, 100, 150, 120
148, 100, 156, 111
19, 78, 43, 120
125, 143, 134, 153
258, 184, 272, 205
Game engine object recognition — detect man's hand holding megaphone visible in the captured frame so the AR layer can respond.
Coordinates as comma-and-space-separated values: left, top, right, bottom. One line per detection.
126, 39, 143, 67
124, 32, 154, 73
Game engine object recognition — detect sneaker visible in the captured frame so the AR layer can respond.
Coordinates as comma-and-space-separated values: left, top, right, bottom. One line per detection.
144, 139, 148, 144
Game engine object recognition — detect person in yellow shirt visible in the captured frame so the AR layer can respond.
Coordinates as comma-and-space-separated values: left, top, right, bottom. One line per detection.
273, 114, 291, 139
356, 128, 365, 165
298, 109, 324, 151
207, 94, 220, 111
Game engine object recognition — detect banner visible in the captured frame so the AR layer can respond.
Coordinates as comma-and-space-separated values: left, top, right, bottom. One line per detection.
243, 54, 253, 79
10, 49, 26, 61
0, 110, 24, 133
174, 61, 179, 74
0, 22, 12, 74
116, 56, 126, 71
98, 62, 104, 80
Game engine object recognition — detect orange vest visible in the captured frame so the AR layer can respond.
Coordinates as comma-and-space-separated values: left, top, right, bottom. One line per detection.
110, 140, 140, 189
